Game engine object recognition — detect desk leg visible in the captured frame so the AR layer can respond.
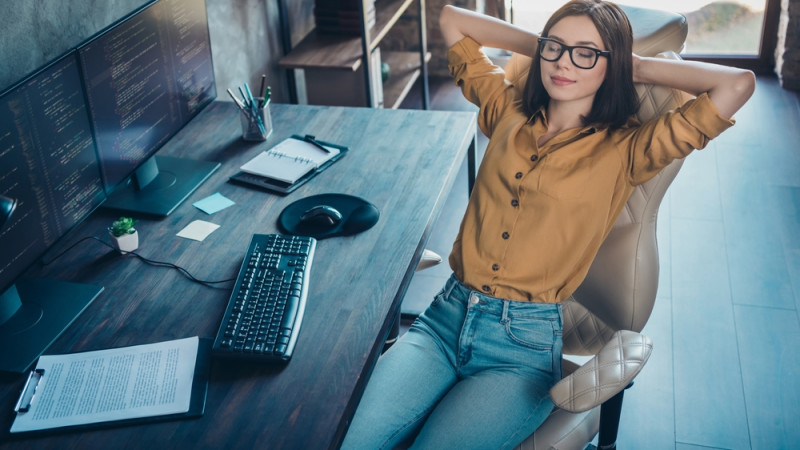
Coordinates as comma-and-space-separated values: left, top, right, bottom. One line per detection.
383, 308, 401, 352
467, 132, 477, 196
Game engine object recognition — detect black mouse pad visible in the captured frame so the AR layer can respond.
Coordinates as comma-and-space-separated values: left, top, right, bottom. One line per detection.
278, 193, 379, 239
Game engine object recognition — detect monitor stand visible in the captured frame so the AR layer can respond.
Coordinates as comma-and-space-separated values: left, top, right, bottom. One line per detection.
102, 155, 220, 217
0, 279, 103, 373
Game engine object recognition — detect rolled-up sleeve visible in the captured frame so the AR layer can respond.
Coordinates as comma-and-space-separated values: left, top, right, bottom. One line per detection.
447, 37, 515, 137
624, 93, 735, 184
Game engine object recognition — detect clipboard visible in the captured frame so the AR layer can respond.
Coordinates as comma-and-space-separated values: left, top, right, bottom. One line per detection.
6, 337, 212, 438
229, 135, 348, 195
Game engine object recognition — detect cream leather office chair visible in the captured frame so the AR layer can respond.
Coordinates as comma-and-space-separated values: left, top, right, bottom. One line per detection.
413, 5, 691, 449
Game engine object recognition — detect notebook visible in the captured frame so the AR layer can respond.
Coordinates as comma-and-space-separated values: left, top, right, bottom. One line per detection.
240, 136, 341, 184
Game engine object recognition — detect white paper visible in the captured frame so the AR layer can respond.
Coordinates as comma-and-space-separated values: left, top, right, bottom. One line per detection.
176, 220, 220, 241
11, 337, 199, 433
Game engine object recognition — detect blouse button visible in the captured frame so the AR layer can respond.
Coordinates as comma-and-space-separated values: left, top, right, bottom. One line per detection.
482, 285, 491, 292
530, 154, 539, 162
515, 172, 523, 179
511, 199, 519, 207
492, 264, 500, 271
502, 232, 510, 239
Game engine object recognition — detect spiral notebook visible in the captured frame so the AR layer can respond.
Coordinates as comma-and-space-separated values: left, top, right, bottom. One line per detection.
240, 136, 341, 185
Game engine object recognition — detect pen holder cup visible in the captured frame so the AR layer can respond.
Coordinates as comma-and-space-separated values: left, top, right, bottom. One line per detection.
240, 99, 273, 141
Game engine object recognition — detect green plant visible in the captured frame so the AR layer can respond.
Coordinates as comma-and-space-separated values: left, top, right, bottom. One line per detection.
109, 217, 137, 237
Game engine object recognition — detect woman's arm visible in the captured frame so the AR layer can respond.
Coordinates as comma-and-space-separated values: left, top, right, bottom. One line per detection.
439, 5, 539, 56
633, 54, 755, 119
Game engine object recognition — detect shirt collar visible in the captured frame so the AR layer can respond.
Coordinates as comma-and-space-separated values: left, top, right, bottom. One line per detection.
528, 106, 600, 136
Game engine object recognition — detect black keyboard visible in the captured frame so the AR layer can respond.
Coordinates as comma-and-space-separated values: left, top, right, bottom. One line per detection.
212, 233, 316, 363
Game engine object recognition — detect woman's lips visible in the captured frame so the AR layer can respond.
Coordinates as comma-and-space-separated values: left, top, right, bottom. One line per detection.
550, 75, 574, 86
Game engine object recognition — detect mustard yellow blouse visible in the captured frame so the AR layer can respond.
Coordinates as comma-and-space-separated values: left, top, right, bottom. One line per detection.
447, 37, 734, 303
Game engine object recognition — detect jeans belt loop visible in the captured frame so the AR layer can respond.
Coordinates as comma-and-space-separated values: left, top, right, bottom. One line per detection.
501, 300, 510, 322
444, 275, 458, 300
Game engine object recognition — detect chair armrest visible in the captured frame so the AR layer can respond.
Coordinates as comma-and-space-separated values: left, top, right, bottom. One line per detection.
550, 330, 653, 413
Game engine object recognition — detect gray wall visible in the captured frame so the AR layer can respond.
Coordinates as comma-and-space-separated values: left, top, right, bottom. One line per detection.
0, 0, 145, 90
0, 0, 315, 103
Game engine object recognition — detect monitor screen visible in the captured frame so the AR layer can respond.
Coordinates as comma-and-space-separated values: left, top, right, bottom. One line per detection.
0, 53, 106, 296
0, 52, 106, 373
78, 0, 218, 216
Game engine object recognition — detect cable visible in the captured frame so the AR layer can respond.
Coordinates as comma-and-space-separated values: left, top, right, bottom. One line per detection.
42, 236, 236, 288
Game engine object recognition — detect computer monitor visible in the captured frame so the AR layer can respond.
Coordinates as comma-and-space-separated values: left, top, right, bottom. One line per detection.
78, 0, 219, 217
0, 52, 107, 373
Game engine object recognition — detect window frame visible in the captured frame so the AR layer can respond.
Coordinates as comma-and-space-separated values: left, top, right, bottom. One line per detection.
680, 0, 781, 74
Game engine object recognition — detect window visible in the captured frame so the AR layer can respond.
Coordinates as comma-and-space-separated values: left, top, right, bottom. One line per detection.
507, 0, 780, 73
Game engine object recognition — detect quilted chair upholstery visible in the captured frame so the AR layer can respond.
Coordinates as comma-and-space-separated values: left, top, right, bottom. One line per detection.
503, 5, 691, 449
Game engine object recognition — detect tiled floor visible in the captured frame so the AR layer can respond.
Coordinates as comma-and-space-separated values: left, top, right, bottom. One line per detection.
400, 75, 800, 449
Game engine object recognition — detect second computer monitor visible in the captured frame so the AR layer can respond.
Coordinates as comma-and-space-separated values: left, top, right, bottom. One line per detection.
78, 0, 218, 217
0, 52, 106, 373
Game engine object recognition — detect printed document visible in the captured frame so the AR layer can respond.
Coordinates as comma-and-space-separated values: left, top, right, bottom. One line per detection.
11, 336, 199, 433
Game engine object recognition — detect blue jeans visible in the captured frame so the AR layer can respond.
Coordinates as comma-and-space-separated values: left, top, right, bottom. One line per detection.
342, 274, 563, 450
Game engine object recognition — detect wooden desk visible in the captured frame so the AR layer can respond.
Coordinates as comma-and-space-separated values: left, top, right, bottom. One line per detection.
0, 102, 476, 449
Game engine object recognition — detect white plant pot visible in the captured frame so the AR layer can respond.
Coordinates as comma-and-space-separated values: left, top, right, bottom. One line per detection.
110, 230, 138, 254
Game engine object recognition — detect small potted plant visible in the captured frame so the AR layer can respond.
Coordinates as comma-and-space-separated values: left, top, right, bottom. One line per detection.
108, 216, 138, 253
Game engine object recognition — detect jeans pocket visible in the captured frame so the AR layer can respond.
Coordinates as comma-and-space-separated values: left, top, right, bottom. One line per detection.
503, 316, 560, 375
503, 316, 557, 352
429, 287, 447, 308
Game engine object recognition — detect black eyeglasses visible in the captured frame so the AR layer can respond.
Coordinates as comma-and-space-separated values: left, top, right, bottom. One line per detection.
537, 37, 610, 69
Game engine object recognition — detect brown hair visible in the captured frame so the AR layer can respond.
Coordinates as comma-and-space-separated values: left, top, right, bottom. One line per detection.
521, 0, 637, 129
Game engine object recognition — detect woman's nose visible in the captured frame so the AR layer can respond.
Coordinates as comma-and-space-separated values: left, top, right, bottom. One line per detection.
555, 49, 573, 68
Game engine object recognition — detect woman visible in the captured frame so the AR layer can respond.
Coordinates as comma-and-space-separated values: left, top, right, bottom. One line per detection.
342, 1, 755, 448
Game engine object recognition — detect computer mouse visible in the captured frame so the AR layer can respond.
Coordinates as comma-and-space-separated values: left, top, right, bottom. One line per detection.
298, 204, 343, 231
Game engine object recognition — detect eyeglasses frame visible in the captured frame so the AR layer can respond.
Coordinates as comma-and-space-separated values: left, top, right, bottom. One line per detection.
537, 37, 611, 70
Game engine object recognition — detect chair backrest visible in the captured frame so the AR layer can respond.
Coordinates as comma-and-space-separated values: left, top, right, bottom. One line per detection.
503, 5, 690, 356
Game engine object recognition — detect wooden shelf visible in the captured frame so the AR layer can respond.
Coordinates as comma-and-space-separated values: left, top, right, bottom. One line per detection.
383, 51, 431, 109
278, 0, 428, 109
279, 0, 414, 71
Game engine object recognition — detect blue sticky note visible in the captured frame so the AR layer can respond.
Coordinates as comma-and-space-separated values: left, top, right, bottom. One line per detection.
193, 192, 235, 215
